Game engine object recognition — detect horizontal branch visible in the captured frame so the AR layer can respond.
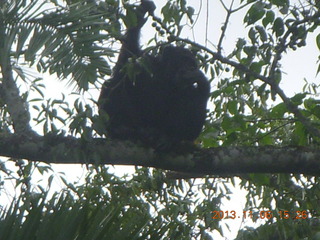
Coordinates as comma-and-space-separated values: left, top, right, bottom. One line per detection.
1, 133, 320, 176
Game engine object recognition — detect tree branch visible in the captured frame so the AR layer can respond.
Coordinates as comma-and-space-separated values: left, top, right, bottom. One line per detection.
1, 133, 320, 176
168, 35, 320, 139
0, 63, 34, 135
0, 23, 34, 136
217, 0, 234, 54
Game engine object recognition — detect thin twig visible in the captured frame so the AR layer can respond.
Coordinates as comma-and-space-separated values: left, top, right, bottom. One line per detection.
217, 0, 234, 54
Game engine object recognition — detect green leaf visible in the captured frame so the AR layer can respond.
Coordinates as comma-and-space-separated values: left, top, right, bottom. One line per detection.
259, 133, 274, 145
271, 103, 287, 118
273, 17, 285, 37
304, 99, 320, 119
16, 24, 33, 57
250, 61, 263, 74
291, 93, 307, 105
257, 83, 267, 97
270, 0, 289, 7
316, 34, 320, 51
244, 2, 266, 25
262, 11, 275, 27
256, 26, 268, 42
211, 89, 222, 98
304, 98, 318, 110
248, 27, 257, 43
227, 101, 238, 115
221, 115, 232, 132
292, 122, 308, 145
311, 106, 320, 119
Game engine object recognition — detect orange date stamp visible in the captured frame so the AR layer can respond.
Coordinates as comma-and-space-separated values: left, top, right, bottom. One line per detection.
212, 210, 310, 220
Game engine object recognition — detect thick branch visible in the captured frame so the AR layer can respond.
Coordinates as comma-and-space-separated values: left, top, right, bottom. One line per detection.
1, 133, 320, 176
0, 14, 34, 135
0, 63, 33, 134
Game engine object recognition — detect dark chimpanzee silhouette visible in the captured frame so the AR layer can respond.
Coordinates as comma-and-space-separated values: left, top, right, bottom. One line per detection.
98, 0, 210, 149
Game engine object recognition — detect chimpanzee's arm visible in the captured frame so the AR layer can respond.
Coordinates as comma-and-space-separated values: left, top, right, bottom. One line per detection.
113, 0, 155, 78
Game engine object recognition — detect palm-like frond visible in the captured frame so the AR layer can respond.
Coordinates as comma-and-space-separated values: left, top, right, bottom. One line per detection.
0, 194, 138, 240
2, 0, 122, 90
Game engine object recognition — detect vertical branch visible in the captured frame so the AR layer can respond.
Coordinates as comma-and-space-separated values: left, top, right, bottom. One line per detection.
0, 62, 33, 135
217, 0, 234, 54
205, 0, 209, 47
0, 23, 33, 135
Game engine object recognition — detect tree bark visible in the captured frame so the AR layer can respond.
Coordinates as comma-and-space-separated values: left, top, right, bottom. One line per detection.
1, 133, 320, 176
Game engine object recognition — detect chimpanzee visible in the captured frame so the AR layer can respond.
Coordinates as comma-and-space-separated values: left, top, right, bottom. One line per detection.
98, 0, 210, 148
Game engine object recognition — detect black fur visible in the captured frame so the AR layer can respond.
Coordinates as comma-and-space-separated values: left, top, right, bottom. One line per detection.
98, 1, 210, 147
